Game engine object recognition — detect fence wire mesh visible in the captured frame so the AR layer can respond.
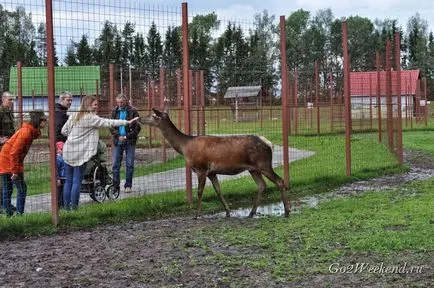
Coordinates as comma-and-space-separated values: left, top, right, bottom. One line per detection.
0, 1, 414, 223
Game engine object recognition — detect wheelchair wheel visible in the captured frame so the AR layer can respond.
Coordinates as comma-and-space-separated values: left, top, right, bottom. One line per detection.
91, 185, 106, 203
106, 185, 120, 200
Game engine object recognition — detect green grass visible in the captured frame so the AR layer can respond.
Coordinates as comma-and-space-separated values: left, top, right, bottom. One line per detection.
183, 179, 433, 283
403, 130, 434, 155
0, 131, 403, 238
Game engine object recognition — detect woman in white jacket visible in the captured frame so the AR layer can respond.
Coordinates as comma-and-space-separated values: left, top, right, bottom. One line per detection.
61, 95, 139, 210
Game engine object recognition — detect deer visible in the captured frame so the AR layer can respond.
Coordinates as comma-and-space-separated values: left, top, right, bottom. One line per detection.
139, 105, 291, 218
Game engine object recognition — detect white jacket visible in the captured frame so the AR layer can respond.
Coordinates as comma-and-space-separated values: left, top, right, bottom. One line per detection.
61, 113, 129, 166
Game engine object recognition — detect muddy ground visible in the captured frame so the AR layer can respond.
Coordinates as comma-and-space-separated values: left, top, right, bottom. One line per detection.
0, 150, 433, 287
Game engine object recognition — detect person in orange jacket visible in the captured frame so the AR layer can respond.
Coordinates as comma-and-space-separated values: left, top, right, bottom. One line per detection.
0, 110, 47, 216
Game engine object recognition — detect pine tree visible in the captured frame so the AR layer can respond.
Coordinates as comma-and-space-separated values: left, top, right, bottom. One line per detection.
76, 35, 93, 65
146, 22, 163, 80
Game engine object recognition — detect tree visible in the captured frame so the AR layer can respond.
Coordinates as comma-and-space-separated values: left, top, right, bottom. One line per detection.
284, 9, 311, 70
65, 40, 77, 66
189, 13, 220, 92
94, 21, 119, 66
132, 32, 147, 68
36, 23, 46, 66
214, 23, 249, 94
246, 10, 279, 97
76, 35, 94, 65
406, 13, 429, 71
0, 5, 38, 90
162, 26, 182, 69
121, 22, 135, 65
146, 22, 163, 80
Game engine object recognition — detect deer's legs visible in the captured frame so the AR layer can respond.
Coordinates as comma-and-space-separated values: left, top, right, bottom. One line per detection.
195, 172, 207, 219
249, 170, 266, 218
208, 174, 231, 217
261, 168, 291, 217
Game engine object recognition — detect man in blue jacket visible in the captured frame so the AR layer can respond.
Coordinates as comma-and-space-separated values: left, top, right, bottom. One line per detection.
109, 94, 141, 194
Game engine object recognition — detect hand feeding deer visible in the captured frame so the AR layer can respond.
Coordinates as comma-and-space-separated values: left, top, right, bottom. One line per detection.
139, 105, 291, 218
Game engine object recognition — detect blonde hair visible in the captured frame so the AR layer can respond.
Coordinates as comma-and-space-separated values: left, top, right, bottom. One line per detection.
74, 95, 97, 121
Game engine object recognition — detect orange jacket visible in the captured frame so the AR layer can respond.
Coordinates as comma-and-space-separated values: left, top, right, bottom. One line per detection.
0, 123, 41, 174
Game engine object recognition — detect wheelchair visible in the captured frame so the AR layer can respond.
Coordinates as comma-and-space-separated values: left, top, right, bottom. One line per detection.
80, 140, 119, 203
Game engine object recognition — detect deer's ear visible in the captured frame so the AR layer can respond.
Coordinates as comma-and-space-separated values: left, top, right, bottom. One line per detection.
163, 100, 170, 113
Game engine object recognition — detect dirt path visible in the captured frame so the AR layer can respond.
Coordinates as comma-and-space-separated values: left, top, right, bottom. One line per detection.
0, 216, 432, 287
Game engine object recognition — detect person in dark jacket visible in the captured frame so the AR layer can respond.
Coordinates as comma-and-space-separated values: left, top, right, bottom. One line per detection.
55, 91, 73, 142
0, 91, 16, 147
109, 94, 141, 193
0, 91, 16, 214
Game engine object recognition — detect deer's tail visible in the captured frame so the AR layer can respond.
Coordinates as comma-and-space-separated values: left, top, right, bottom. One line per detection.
259, 136, 274, 151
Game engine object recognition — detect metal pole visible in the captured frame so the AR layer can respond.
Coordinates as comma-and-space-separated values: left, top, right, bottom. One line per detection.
279, 16, 290, 187
129, 64, 133, 105
342, 21, 351, 176
109, 64, 115, 110
160, 67, 166, 163
120, 66, 123, 95
315, 60, 320, 135
395, 32, 403, 165
16, 62, 23, 127
182, 2, 192, 203
200, 70, 205, 135
386, 40, 394, 152
45, 0, 59, 226
376, 52, 382, 143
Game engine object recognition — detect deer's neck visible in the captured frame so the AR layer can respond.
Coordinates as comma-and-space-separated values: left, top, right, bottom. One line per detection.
160, 120, 193, 155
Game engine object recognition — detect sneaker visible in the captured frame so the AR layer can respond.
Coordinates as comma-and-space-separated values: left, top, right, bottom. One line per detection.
124, 187, 132, 193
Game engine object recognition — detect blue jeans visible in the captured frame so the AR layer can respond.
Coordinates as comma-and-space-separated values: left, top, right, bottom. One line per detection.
2, 173, 27, 216
63, 163, 85, 210
112, 142, 136, 189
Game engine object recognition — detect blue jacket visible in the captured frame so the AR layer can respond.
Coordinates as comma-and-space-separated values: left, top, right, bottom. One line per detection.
109, 105, 141, 145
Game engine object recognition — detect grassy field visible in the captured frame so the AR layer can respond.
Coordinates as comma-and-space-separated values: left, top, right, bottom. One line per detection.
1, 130, 404, 236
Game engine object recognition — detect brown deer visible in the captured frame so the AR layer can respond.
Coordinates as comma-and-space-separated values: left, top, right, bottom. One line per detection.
139, 106, 291, 218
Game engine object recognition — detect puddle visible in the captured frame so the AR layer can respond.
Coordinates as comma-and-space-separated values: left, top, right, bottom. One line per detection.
207, 196, 320, 218
208, 165, 434, 218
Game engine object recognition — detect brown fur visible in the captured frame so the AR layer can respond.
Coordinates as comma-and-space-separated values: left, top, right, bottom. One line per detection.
139, 107, 291, 218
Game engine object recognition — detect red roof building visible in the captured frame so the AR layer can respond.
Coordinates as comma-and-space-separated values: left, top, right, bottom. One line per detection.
349, 69, 422, 119
350, 69, 420, 97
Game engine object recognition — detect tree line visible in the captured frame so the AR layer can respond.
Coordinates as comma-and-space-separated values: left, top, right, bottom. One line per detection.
1, 4, 433, 100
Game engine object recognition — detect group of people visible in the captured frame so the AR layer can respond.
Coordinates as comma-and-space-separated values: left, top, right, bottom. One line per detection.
0, 91, 141, 216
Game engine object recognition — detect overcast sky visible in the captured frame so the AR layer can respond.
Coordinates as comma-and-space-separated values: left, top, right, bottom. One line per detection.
3, 0, 433, 63
177, 0, 434, 33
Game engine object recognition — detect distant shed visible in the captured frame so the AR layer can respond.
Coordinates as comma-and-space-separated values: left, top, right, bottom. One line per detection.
224, 86, 262, 121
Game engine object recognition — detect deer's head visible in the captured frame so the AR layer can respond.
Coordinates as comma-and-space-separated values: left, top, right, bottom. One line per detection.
139, 106, 169, 127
